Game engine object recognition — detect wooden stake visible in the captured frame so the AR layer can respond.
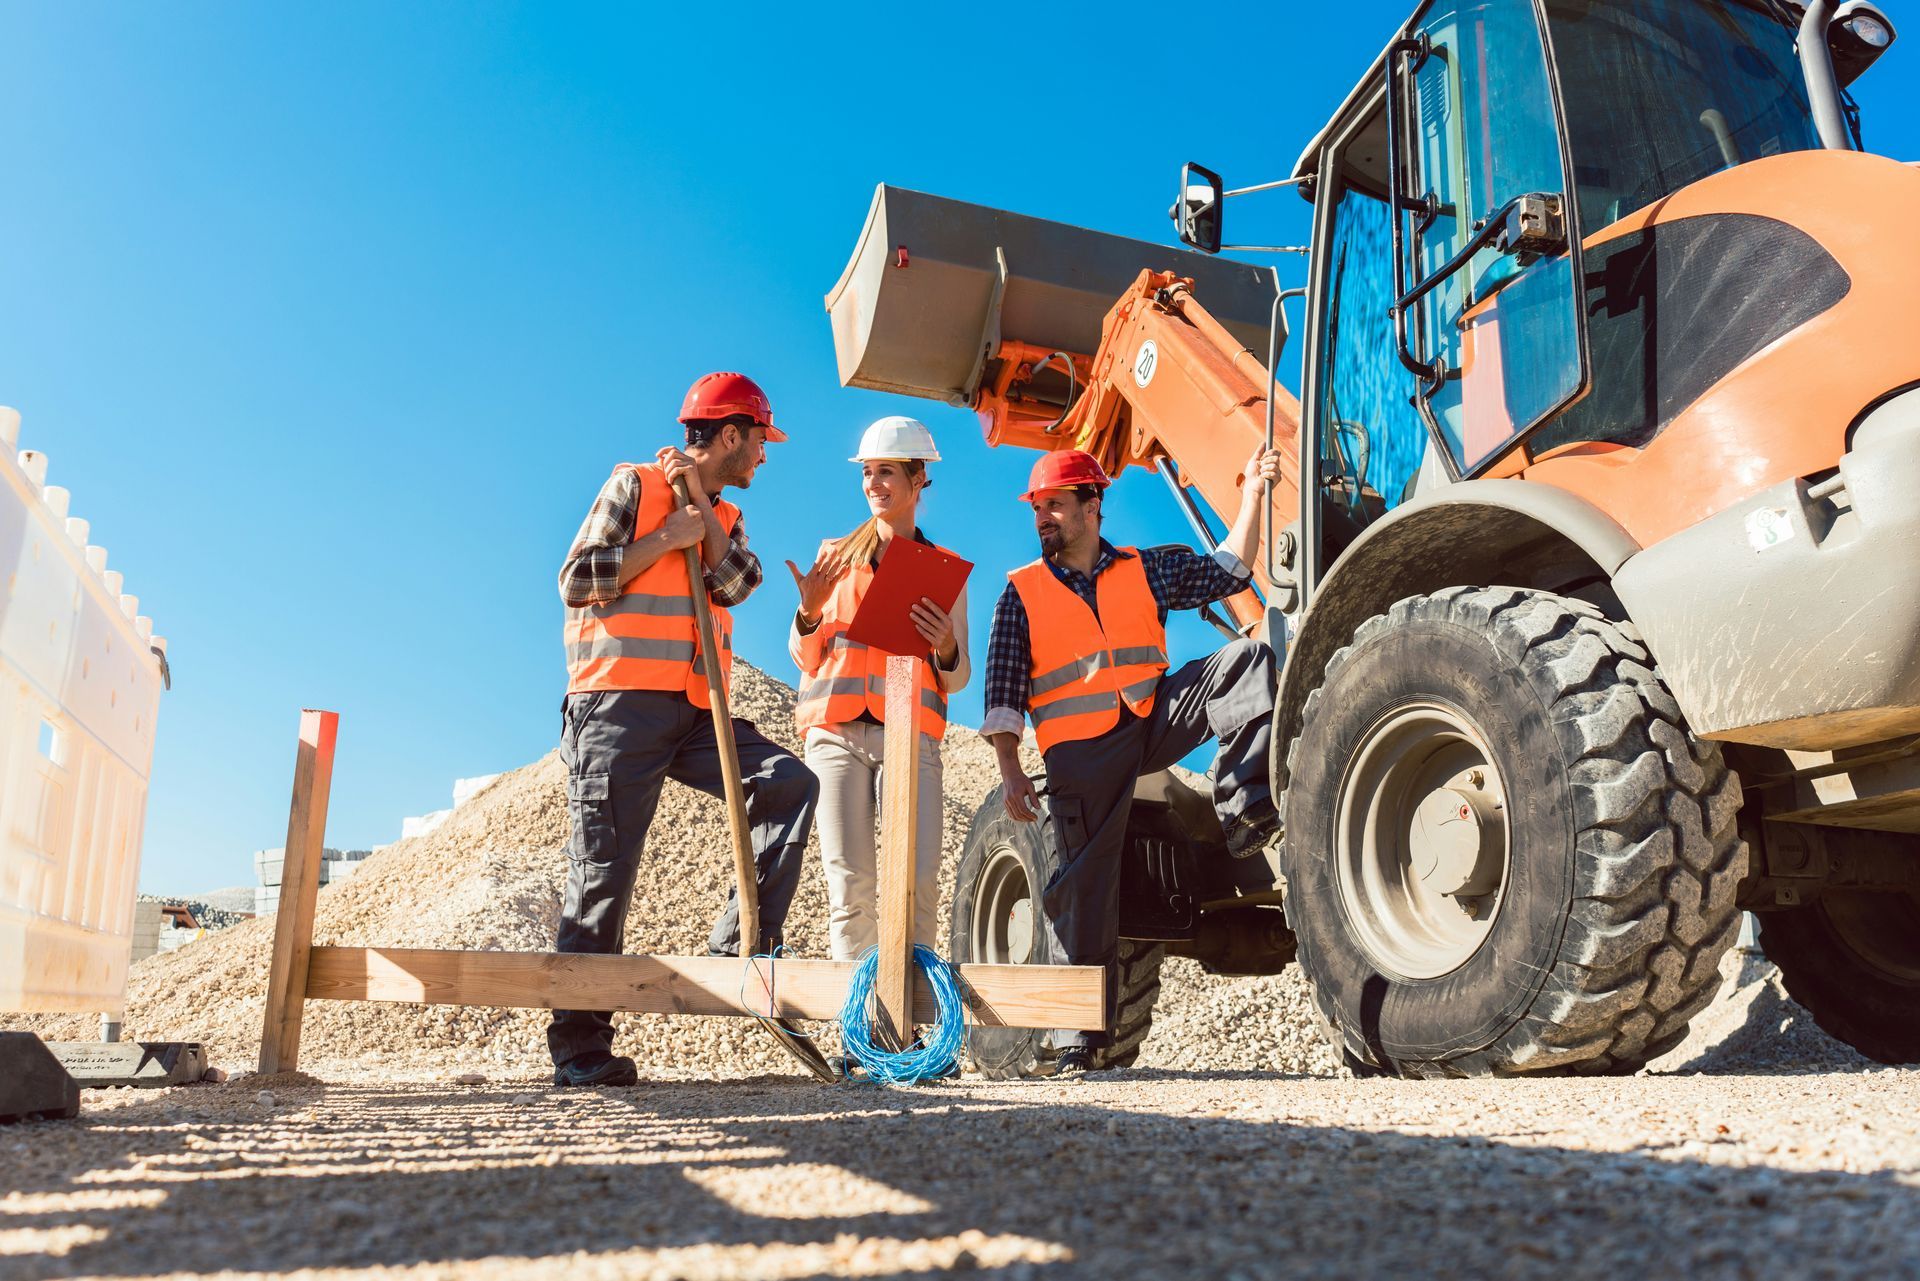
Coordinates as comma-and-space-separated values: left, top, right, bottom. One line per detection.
258, 709, 338, 1075
874, 654, 922, 1051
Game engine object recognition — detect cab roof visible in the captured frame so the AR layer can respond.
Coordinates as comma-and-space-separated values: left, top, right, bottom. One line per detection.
1290, 34, 1395, 201
1292, 1, 1815, 199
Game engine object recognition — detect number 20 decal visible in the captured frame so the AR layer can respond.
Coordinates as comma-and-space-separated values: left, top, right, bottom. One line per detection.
1133, 339, 1159, 389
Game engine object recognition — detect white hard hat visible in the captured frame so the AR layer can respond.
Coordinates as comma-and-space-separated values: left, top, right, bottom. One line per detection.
850, 416, 941, 463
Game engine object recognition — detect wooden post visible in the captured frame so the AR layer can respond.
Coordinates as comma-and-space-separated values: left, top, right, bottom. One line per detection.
874, 654, 922, 1051
258, 709, 339, 1075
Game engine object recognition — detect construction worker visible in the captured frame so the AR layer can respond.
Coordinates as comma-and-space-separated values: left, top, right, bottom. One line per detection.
787, 416, 969, 962
549, 371, 820, 1089
983, 446, 1283, 1077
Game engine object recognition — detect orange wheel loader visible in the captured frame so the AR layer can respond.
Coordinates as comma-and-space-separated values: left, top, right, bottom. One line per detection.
825, 0, 1920, 1077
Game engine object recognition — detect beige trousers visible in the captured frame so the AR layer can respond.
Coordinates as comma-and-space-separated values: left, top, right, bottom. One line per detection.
804, 723, 944, 962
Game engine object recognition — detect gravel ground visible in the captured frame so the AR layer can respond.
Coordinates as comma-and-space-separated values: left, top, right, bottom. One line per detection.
5, 1063, 1916, 1280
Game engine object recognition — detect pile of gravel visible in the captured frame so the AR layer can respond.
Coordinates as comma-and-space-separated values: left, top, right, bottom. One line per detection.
7, 662, 1858, 1080
1648, 946, 1873, 1075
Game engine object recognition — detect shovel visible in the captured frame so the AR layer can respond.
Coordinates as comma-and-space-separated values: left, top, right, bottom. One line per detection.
672, 477, 838, 1083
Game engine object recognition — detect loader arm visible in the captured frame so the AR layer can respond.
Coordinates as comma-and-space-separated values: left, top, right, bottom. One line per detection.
975, 269, 1306, 631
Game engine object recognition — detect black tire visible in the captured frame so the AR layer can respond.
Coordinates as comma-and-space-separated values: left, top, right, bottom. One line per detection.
1761, 889, 1920, 1064
1280, 586, 1747, 1077
950, 787, 1166, 1078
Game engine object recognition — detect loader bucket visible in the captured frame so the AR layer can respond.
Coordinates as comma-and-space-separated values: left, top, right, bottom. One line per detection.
825, 185, 1278, 407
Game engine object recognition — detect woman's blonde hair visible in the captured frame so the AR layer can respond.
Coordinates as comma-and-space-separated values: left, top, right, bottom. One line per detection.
833, 458, 929, 567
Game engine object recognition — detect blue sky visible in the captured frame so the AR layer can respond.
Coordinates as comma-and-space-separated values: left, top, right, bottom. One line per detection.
2, 3, 1913, 894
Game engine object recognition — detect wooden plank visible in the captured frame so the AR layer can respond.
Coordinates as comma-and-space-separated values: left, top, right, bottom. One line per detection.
257, 709, 339, 1075
304, 947, 1106, 1030
873, 654, 922, 1049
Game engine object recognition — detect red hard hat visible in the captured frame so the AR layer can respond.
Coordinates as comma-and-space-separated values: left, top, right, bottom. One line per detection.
1018, 449, 1111, 501
677, 371, 786, 442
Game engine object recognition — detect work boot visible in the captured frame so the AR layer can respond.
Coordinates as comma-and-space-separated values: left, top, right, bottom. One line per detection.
1224, 816, 1282, 861
1049, 1046, 1097, 1079
552, 1052, 639, 1088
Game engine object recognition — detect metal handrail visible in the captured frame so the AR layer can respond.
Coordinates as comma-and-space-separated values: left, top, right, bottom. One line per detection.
1383, 34, 1437, 383
1264, 277, 1308, 593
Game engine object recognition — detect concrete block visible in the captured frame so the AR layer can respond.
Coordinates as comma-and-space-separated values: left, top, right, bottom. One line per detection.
47, 1040, 208, 1088
0, 1032, 81, 1121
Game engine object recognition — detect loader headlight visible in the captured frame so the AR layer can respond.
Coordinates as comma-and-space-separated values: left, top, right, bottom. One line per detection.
1846, 12, 1892, 47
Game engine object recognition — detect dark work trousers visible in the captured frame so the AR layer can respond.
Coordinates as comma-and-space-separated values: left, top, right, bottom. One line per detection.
546, 688, 820, 1069
1039, 638, 1277, 1051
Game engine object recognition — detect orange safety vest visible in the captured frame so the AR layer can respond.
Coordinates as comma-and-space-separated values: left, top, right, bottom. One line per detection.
793, 543, 951, 739
1008, 549, 1168, 754
564, 462, 738, 705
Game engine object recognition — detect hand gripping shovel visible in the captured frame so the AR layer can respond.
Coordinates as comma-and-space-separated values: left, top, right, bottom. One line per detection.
672, 477, 838, 1083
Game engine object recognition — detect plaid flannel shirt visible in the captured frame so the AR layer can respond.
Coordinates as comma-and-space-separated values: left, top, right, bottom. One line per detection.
558, 466, 762, 609
981, 539, 1250, 738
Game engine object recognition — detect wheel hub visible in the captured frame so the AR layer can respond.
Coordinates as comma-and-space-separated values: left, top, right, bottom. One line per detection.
1334, 702, 1511, 979
1409, 778, 1504, 897
1006, 900, 1033, 963
972, 844, 1036, 967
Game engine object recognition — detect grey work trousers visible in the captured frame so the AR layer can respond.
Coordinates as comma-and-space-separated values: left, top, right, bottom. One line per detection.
1040, 637, 1278, 1050
804, 723, 945, 961
547, 689, 819, 1069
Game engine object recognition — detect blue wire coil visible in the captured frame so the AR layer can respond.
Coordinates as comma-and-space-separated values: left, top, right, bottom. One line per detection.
839, 944, 968, 1085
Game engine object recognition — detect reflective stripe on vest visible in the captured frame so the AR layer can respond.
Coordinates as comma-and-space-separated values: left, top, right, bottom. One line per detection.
792, 554, 951, 739
563, 462, 739, 705
1009, 550, 1168, 753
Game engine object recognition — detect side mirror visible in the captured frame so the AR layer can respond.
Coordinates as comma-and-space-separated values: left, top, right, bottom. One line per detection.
1171, 162, 1224, 255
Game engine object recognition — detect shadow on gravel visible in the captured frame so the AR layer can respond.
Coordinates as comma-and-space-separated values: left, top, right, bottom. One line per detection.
6, 1079, 1915, 1280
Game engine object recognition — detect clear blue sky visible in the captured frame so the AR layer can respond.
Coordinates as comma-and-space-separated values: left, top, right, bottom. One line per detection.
1, 3, 1912, 894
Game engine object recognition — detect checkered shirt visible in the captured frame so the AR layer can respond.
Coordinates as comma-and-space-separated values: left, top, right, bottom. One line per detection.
558, 465, 762, 609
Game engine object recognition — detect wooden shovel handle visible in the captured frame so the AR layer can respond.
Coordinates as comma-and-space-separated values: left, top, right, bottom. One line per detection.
671, 476, 760, 954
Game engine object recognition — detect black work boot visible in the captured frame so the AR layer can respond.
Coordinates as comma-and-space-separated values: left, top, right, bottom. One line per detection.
1051, 1046, 1097, 1078
552, 1051, 639, 1088
1224, 816, 1282, 861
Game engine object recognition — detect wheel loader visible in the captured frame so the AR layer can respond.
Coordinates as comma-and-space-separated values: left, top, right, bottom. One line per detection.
824, 0, 1920, 1077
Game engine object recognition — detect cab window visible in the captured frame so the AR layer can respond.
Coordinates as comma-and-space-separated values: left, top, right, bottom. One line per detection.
1317, 171, 1429, 555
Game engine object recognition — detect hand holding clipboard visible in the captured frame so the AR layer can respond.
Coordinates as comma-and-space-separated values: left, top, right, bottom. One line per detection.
846, 538, 974, 659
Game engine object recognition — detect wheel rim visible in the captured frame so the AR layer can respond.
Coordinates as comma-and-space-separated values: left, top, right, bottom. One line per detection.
1334, 700, 1511, 980
1822, 890, 1920, 983
972, 843, 1034, 965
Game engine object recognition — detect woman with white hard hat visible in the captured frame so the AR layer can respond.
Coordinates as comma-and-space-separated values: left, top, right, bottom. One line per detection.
786, 416, 970, 962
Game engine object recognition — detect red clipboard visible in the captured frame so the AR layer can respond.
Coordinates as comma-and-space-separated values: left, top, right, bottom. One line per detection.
845, 537, 974, 658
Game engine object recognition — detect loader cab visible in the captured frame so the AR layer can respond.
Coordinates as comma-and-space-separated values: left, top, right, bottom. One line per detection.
1275, 0, 1890, 598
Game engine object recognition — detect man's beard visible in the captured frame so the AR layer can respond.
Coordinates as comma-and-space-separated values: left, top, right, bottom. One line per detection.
1038, 529, 1065, 555
715, 443, 755, 489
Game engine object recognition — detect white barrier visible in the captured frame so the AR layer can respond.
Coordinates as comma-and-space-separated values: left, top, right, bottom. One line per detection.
0, 406, 170, 1014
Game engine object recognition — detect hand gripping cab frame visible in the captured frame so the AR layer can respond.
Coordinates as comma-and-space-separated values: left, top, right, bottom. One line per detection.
826, 0, 1920, 1076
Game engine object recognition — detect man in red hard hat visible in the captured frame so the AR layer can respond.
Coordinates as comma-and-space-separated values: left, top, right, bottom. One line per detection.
548, 370, 817, 1088
983, 445, 1284, 1078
